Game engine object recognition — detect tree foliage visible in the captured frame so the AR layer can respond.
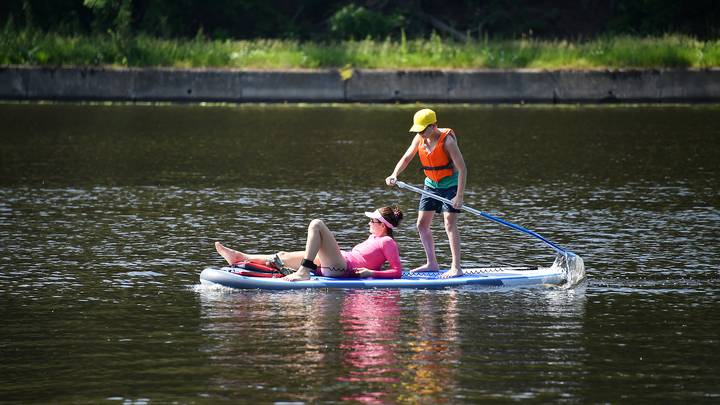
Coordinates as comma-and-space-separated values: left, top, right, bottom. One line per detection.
329, 4, 404, 40
2, 0, 719, 40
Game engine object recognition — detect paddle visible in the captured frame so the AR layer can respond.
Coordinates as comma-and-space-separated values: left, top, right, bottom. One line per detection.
395, 181, 585, 284
395, 181, 572, 256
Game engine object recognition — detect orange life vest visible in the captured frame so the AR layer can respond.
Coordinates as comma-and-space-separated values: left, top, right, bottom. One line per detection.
417, 128, 455, 182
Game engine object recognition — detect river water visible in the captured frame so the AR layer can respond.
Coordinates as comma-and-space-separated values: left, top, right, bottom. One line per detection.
1, 103, 718, 403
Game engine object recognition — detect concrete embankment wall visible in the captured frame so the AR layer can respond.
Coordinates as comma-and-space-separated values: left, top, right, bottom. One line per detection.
2, 66, 719, 103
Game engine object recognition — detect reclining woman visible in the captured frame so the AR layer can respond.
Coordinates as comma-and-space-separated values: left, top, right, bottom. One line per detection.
215, 206, 404, 281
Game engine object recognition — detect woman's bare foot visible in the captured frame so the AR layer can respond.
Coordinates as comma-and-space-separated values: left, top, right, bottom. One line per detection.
440, 268, 463, 278
283, 267, 311, 281
215, 242, 247, 265
410, 263, 440, 273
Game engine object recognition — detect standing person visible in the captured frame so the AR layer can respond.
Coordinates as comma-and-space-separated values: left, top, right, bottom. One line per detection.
215, 207, 404, 281
385, 108, 467, 278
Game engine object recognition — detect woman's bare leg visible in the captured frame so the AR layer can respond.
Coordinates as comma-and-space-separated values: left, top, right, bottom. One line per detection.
215, 242, 249, 265
284, 219, 345, 281
215, 242, 305, 267
274, 251, 305, 269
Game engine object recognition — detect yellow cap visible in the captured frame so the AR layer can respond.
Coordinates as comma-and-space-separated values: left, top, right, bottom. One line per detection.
409, 108, 437, 133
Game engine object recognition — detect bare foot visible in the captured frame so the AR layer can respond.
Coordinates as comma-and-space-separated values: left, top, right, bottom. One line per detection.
283, 268, 311, 281
440, 268, 464, 278
410, 263, 440, 273
214, 242, 246, 265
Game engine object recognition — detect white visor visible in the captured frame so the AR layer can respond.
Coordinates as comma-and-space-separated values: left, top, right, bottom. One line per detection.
364, 210, 395, 228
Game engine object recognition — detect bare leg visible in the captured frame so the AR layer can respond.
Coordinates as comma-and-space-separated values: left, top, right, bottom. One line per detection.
215, 242, 248, 265
215, 242, 305, 268
273, 251, 305, 270
411, 211, 440, 272
440, 212, 463, 278
284, 219, 345, 281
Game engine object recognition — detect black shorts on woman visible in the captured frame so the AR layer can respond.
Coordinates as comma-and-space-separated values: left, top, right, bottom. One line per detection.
418, 185, 462, 214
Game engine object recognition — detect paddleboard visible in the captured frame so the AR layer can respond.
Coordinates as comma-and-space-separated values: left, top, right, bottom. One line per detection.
199, 265, 565, 290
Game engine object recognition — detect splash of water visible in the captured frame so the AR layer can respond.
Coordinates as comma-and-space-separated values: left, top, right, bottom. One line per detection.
552, 253, 586, 289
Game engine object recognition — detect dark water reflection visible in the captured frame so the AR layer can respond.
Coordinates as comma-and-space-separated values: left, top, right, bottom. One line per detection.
1, 103, 719, 403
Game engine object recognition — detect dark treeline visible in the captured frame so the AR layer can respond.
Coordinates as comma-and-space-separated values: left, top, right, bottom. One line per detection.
2, 0, 719, 40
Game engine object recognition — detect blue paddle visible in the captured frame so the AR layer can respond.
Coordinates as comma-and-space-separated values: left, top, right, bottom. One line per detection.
395, 181, 573, 256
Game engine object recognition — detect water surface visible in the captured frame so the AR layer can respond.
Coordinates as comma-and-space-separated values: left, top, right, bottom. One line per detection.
1, 103, 718, 403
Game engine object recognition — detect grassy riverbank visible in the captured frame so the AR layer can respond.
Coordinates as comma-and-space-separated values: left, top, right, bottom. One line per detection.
2, 29, 719, 69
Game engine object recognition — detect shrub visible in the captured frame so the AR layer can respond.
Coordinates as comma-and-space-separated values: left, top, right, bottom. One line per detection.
328, 4, 403, 40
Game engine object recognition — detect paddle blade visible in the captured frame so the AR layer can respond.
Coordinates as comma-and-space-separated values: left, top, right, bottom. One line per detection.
552, 253, 585, 287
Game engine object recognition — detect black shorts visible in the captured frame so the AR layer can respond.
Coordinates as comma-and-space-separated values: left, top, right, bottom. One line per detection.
418, 185, 461, 214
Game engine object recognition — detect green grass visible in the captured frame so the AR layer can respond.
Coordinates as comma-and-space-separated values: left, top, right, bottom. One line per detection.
2, 28, 719, 69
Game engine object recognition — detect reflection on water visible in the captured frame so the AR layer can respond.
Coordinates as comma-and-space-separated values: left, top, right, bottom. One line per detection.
338, 290, 401, 403
400, 290, 461, 403
1, 103, 719, 402
339, 291, 400, 382
195, 285, 588, 403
